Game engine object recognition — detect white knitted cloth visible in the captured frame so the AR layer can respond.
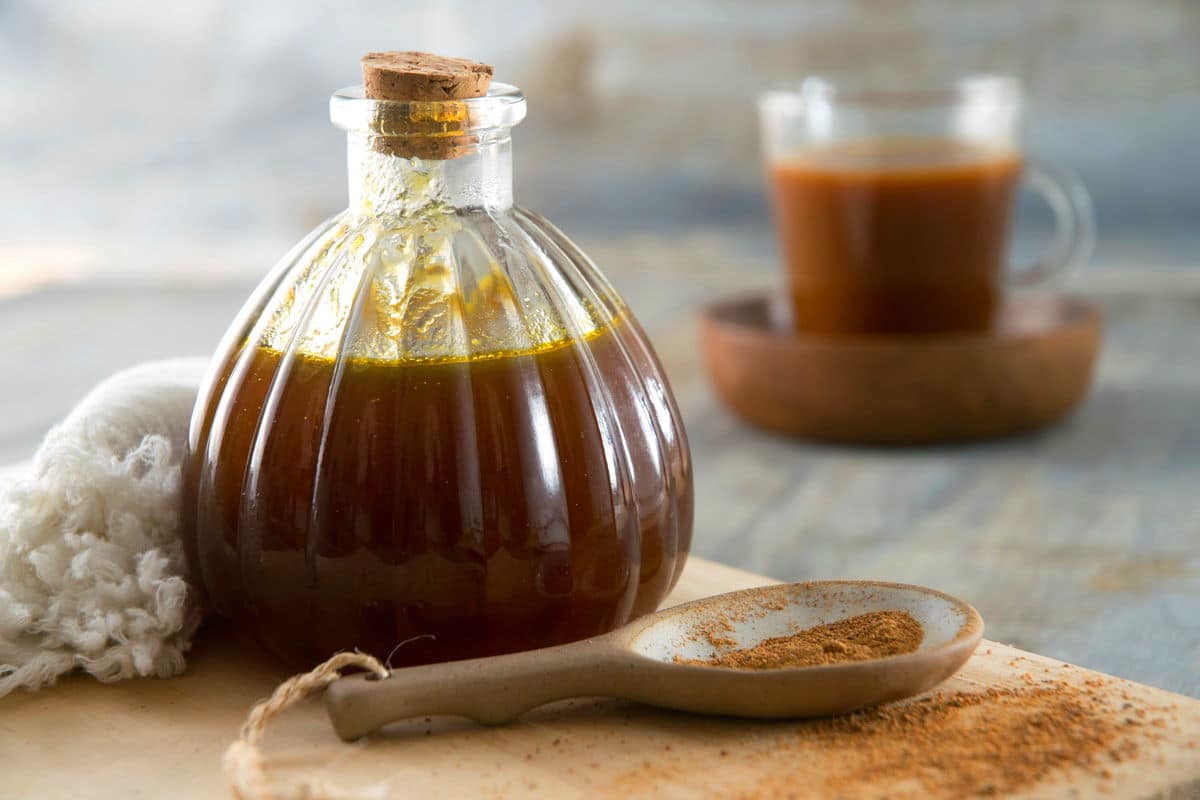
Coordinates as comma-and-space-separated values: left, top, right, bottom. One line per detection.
0, 358, 208, 695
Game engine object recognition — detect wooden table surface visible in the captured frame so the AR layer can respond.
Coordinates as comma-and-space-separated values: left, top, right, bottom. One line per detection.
3, 556, 1198, 799
1, 231, 1197, 700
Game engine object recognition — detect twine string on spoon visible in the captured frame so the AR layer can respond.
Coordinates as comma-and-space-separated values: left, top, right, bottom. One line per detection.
223, 651, 390, 800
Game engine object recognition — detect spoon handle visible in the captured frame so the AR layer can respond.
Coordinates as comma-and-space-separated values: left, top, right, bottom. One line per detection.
324, 638, 620, 740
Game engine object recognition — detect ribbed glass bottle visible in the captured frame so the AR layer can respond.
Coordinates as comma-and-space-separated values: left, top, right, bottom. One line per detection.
180, 82, 693, 669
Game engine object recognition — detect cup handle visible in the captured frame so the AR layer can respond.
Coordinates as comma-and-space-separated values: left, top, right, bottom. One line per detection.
1008, 159, 1096, 289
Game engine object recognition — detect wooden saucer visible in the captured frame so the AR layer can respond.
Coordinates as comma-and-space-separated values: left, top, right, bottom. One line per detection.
701, 293, 1102, 444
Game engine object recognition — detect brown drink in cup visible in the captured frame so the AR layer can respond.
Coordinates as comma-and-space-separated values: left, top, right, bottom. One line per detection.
759, 77, 1093, 336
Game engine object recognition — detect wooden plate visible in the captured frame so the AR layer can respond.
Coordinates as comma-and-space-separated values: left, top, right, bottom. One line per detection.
701, 292, 1102, 444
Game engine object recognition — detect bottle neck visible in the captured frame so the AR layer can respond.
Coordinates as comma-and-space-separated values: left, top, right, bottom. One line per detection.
347, 131, 514, 217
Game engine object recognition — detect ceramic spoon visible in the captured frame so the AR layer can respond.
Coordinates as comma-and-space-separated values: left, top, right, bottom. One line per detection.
325, 580, 983, 741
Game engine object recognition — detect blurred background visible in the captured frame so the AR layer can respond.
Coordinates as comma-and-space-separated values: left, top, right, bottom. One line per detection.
2, 0, 1198, 287
2, 1, 1198, 693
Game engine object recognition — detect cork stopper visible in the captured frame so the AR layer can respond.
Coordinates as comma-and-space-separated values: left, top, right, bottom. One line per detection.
360, 52, 494, 160
361, 52, 493, 102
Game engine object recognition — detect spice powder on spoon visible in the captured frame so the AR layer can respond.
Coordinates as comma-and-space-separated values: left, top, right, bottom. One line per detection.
677, 610, 924, 669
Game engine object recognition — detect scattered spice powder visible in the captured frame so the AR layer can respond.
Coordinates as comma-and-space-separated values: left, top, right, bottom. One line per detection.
734, 681, 1161, 798
601, 677, 1176, 799
677, 611, 924, 669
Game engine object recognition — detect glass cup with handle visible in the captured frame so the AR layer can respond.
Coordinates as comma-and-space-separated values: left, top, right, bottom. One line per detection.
759, 75, 1094, 335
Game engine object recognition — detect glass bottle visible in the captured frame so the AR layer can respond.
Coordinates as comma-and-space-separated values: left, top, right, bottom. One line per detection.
181, 78, 693, 669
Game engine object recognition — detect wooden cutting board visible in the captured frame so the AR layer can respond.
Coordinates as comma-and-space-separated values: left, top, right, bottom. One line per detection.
2, 557, 1198, 799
